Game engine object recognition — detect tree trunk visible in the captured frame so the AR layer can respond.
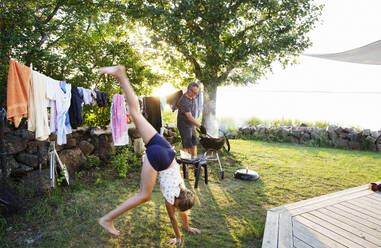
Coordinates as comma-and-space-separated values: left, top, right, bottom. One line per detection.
201, 83, 219, 137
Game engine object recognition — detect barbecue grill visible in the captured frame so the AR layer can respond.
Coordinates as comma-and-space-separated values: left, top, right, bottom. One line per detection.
198, 133, 230, 179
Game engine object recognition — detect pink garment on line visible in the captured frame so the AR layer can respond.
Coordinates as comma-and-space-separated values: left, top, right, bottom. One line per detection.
111, 94, 129, 146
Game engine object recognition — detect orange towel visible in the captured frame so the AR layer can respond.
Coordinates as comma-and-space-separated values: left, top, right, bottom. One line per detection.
6, 59, 31, 127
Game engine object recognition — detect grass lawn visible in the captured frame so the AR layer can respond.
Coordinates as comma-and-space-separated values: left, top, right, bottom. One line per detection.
1, 139, 381, 247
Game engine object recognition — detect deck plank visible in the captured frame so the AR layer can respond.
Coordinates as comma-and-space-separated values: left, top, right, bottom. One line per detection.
278, 211, 293, 248
366, 192, 381, 202
318, 207, 381, 239
293, 218, 343, 248
262, 183, 381, 248
332, 203, 381, 226
287, 190, 373, 216
343, 202, 381, 222
310, 209, 381, 247
271, 181, 381, 212
262, 210, 279, 248
293, 236, 313, 248
349, 196, 381, 213
324, 205, 381, 233
359, 195, 381, 207
295, 215, 363, 248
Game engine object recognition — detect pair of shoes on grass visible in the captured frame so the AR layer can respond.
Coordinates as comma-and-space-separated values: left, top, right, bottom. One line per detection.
369, 183, 381, 191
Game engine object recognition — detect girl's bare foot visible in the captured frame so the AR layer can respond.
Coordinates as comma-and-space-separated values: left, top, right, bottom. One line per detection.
98, 66, 125, 79
98, 217, 121, 236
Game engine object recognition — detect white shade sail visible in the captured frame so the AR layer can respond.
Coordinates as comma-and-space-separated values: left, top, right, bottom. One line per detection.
304, 40, 381, 65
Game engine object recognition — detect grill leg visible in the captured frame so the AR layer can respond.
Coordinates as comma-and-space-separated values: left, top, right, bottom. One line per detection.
216, 152, 224, 179
194, 163, 201, 189
204, 163, 208, 184
182, 162, 187, 179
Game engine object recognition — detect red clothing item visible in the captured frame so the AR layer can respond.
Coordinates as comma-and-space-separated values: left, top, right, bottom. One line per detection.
7, 59, 31, 127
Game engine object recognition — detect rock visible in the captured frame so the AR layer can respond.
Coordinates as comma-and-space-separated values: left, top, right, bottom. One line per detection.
326, 125, 338, 141
26, 141, 49, 156
55, 144, 64, 152
335, 138, 349, 148
366, 136, 377, 151
72, 127, 89, 135
10, 163, 33, 177
22, 168, 51, 195
348, 131, 362, 143
133, 138, 145, 153
58, 148, 86, 179
310, 127, 323, 140
128, 128, 141, 139
277, 126, 290, 139
371, 131, 380, 139
257, 125, 269, 135
336, 127, 350, 139
300, 133, 311, 143
15, 153, 38, 169
363, 129, 371, 136
64, 138, 77, 149
96, 134, 114, 161
14, 129, 35, 141
350, 141, 361, 150
79, 140, 95, 155
90, 126, 111, 136
4, 135, 27, 155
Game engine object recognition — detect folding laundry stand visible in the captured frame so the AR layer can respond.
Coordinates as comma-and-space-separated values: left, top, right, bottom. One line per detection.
49, 141, 69, 187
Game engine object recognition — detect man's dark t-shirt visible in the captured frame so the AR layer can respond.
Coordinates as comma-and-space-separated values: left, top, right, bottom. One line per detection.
177, 95, 196, 129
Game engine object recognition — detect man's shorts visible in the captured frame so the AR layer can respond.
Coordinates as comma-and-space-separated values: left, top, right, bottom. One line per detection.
178, 126, 199, 149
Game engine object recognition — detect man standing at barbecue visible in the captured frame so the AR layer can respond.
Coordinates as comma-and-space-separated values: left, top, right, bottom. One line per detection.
177, 82, 206, 157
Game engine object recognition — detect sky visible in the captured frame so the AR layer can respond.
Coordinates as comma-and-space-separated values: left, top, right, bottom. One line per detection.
217, 0, 381, 130
154, 0, 381, 131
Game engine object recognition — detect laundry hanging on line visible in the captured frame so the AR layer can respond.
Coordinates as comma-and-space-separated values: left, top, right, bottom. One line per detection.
6, 59, 32, 128
5, 59, 109, 145
111, 94, 129, 146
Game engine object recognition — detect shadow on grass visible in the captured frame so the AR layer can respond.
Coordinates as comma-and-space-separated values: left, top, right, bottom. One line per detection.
3, 139, 381, 247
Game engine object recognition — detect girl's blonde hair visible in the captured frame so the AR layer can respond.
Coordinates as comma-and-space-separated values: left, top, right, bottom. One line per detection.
175, 188, 195, 212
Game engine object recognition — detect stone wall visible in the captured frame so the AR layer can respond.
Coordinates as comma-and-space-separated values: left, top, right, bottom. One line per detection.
1, 123, 179, 195
1, 125, 135, 194
235, 124, 381, 151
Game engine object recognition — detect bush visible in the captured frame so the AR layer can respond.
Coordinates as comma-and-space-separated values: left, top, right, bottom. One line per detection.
111, 145, 142, 178
83, 155, 100, 170
245, 116, 335, 129
246, 117, 262, 126
218, 117, 238, 133
162, 110, 177, 124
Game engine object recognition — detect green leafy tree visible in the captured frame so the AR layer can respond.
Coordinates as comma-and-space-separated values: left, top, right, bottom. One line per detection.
0, 0, 160, 126
131, 0, 322, 135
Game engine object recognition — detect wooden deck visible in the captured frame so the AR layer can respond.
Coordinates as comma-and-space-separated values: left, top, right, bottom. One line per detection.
262, 181, 381, 248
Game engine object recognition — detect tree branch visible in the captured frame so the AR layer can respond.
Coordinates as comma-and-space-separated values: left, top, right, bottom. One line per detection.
217, 64, 234, 83
36, 33, 48, 48
45, 34, 65, 49
170, 36, 202, 79
43, 0, 63, 25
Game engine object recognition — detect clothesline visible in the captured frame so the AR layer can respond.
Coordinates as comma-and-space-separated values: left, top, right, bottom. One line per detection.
6, 59, 203, 147
6, 59, 109, 145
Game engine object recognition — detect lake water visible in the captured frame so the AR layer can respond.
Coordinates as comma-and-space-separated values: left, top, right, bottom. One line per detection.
216, 87, 381, 131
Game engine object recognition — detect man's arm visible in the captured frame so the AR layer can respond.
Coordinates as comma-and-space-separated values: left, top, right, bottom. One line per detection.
184, 112, 201, 128
165, 200, 182, 245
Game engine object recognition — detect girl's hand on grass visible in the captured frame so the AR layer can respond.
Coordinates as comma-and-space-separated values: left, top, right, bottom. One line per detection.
186, 227, 201, 234
167, 237, 182, 245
